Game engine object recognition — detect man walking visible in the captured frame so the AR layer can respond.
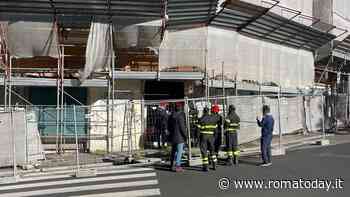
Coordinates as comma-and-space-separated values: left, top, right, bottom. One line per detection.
225, 105, 240, 166
256, 105, 274, 167
168, 103, 187, 172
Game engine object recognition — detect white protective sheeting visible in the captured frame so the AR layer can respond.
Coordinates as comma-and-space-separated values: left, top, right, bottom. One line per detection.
226, 96, 263, 143
0, 111, 44, 167
159, 26, 315, 88
80, 19, 112, 81
0, 14, 59, 58
89, 100, 143, 153
304, 96, 323, 131
159, 27, 207, 70
115, 20, 161, 50
333, 0, 350, 40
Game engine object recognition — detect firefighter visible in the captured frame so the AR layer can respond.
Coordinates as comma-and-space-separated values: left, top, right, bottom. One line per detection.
198, 106, 220, 172
225, 105, 240, 166
188, 102, 199, 147
212, 104, 223, 159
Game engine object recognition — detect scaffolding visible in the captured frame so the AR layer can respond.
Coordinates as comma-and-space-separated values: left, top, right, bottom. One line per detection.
0, 0, 346, 155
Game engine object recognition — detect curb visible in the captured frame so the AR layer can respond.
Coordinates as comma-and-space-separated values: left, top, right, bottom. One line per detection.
17, 134, 335, 177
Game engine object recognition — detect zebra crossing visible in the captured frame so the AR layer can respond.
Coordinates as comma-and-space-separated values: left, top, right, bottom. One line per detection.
0, 166, 161, 197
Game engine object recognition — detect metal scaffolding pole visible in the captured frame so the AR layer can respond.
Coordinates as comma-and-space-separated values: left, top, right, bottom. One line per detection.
73, 105, 80, 173
4, 57, 8, 110
8, 56, 13, 110
10, 108, 17, 178
321, 95, 326, 140
110, 23, 116, 153
204, 47, 209, 104
60, 45, 65, 153
277, 86, 282, 151
56, 50, 61, 153
184, 97, 192, 162
221, 62, 225, 147
107, 77, 111, 153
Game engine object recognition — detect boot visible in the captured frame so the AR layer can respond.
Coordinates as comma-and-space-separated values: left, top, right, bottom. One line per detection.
203, 165, 209, 172
234, 156, 239, 165
175, 166, 185, 173
212, 161, 217, 170
227, 157, 233, 166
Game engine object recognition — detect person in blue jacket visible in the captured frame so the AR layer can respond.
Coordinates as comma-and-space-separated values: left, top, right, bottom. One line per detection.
256, 105, 274, 167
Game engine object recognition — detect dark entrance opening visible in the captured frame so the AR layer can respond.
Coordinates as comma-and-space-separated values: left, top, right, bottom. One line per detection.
144, 81, 184, 100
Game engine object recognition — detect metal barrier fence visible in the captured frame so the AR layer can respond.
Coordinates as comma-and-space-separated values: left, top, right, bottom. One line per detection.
0, 93, 342, 181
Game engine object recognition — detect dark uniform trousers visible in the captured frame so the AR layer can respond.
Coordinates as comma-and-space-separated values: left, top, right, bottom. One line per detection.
199, 126, 218, 166
189, 114, 199, 147
225, 122, 240, 159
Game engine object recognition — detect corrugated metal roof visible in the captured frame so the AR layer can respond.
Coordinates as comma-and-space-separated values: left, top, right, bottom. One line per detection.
211, 0, 336, 51
334, 35, 350, 55
166, 0, 218, 29
0, 0, 162, 19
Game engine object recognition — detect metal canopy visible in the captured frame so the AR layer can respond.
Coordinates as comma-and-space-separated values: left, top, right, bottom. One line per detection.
166, 0, 218, 29
334, 35, 350, 55
0, 0, 162, 19
211, 0, 336, 51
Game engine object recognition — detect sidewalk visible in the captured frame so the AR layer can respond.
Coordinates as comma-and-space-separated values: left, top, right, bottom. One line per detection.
6, 130, 350, 178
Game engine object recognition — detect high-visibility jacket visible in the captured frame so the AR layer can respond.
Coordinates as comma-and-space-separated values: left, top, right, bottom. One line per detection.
224, 112, 240, 133
198, 114, 220, 135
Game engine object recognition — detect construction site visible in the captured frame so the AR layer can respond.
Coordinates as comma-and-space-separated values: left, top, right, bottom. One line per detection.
0, 0, 350, 184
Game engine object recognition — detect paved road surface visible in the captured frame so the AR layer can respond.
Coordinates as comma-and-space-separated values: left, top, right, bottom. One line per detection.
156, 143, 350, 197
1, 143, 349, 197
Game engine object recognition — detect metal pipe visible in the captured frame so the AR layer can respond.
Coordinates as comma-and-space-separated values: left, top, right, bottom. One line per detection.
221, 62, 225, 147
73, 105, 80, 173
140, 98, 145, 144
9, 56, 12, 110
4, 57, 7, 110
205, 48, 209, 104
106, 75, 111, 153
24, 106, 28, 164
60, 45, 65, 153
277, 86, 282, 150
234, 74, 238, 96
321, 95, 325, 140
184, 97, 192, 162
56, 53, 60, 153
110, 23, 115, 153
127, 101, 132, 157
10, 108, 17, 177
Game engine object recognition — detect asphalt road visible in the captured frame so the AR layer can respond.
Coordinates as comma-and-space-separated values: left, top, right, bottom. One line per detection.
156, 143, 350, 197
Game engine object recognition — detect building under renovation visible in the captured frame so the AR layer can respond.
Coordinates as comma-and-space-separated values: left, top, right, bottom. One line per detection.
0, 0, 350, 156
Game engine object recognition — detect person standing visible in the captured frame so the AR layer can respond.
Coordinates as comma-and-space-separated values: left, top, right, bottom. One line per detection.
198, 106, 220, 172
168, 103, 187, 172
188, 102, 199, 147
224, 105, 240, 166
155, 103, 169, 148
212, 104, 222, 159
256, 105, 274, 167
